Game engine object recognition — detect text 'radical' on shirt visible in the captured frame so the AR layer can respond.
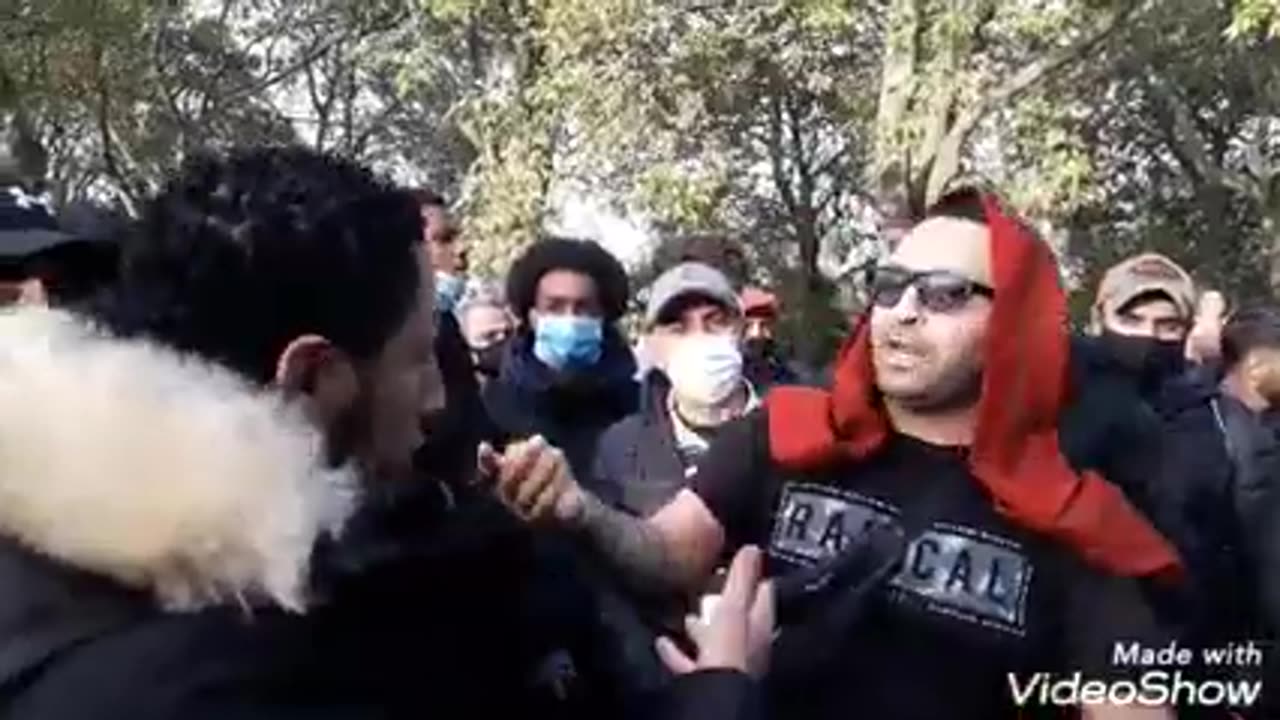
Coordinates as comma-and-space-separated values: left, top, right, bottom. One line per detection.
688, 411, 1168, 720
769, 481, 1034, 635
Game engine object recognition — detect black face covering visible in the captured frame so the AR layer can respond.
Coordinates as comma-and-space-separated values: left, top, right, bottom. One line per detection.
743, 337, 775, 364
1100, 331, 1186, 382
473, 339, 508, 378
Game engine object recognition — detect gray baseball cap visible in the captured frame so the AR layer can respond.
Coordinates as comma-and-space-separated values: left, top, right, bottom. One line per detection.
645, 262, 740, 327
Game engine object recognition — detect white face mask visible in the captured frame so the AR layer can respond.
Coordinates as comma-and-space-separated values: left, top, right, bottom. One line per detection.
665, 333, 744, 406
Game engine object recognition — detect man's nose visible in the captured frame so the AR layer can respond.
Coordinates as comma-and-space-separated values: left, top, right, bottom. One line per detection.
884, 286, 923, 323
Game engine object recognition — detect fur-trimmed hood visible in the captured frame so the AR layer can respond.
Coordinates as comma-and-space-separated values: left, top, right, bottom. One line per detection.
0, 307, 356, 612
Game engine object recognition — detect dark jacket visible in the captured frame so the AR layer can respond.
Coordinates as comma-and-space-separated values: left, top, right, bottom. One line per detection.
484, 328, 639, 478
415, 310, 496, 486
587, 371, 698, 701
1, 518, 759, 720
484, 344, 678, 709
591, 371, 687, 516
1079, 333, 1279, 640
1160, 381, 1279, 642
0, 307, 756, 720
1254, 413, 1280, 632
1062, 336, 1172, 521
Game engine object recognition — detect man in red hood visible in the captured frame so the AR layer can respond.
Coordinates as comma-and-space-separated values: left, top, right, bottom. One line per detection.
487, 189, 1179, 719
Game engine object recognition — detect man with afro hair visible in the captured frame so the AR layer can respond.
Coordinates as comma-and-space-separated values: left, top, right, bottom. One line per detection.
484, 236, 639, 480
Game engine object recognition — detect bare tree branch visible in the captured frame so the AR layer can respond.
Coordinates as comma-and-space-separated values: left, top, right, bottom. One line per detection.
764, 91, 798, 215
871, 0, 922, 197
352, 94, 404, 157
1146, 72, 1259, 198
925, 0, 1147, 202
219, 28, 354, 104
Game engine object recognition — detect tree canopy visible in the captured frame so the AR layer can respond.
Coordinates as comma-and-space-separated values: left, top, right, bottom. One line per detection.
3, 0, 1278, 363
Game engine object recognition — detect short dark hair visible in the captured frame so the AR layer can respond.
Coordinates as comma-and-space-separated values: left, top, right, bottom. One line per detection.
654, 291, 735, 326
1222, 306, 1280, 371
20, 242, 119, 305
94, 147, 423, 384
506, 236, 629, 322
1118, 289, 1179, 316
408, 187, 445, 209
924, 187, 988, 224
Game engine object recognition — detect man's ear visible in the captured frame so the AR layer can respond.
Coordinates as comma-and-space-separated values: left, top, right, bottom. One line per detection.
17, 277, 48, 306
275, 335, 359, 427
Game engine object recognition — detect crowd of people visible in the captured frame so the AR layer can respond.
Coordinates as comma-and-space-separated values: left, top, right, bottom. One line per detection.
1, 146, 1279, 719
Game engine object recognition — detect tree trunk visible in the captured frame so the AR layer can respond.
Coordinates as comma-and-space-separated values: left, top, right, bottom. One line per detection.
870, 0, 920, 218
1265, 200, 1280, 298
795, 206, 821, 290
1193, 183, 1236, 288
0, 112, 49, 187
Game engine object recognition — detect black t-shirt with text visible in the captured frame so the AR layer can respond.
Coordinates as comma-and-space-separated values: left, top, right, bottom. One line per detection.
690, 409, 1165, 720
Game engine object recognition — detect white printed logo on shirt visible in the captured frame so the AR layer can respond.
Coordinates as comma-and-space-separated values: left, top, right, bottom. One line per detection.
769, 483, 1033, 636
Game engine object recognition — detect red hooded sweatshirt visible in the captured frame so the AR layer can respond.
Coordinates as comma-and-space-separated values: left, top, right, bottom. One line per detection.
765, 194, 1181, 580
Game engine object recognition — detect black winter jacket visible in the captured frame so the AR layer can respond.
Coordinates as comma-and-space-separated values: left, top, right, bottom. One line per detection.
1160, 382, 1279, 640
0, 307, 758, 720
1062, 336, 1172, 524
591, 371, 688, 515
415, 310, 497, 486
0, 533, 761, 720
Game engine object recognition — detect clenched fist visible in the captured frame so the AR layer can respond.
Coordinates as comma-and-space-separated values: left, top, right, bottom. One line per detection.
478, 436, 585, 525
1186, 290, 1226, 364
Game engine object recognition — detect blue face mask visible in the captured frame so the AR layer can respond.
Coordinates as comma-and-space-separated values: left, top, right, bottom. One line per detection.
533, 314, 604, 371
435, 272, 466, 313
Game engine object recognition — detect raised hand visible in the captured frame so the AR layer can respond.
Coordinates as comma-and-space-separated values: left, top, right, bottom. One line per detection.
1186, 290, 1226, 364
655, 545, 775, 678
478, 436, 585, 525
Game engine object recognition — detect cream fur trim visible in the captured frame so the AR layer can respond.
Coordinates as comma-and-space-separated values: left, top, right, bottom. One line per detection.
0, 307, 356, 612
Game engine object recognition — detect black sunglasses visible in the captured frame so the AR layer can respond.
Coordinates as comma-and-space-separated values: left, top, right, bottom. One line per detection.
868, 266, 994, 313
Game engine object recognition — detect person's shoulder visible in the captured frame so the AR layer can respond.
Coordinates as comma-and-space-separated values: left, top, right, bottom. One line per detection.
700, 408, 771, 471
1063, 339, 1153, 419
729, 404, 770, 439
596, 412, 648, 462
1067, 333, 1118, 380
480, 370, 532, 437
1153, 368, 1218, 420
1058, 371, 1163, 480
10, 607, 316, 719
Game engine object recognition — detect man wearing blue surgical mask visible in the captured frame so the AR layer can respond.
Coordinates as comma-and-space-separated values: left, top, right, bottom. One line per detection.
412, 189, 468, 313
483, 236, 639, 479
409, 189, 496, 490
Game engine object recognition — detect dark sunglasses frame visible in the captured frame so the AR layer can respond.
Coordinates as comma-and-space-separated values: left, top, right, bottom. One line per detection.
867, 265, 994, 313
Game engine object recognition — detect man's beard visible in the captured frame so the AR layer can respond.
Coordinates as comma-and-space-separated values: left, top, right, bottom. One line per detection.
882, 365, 983, 414
324, 385, 373, 474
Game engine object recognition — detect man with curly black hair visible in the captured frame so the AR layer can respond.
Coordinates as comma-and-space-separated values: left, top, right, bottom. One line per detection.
485, 236, 640, 480
0, 148, 766, 720
0, 146, 448, 718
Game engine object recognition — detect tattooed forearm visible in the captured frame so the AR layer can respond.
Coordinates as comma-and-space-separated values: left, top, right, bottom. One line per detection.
569, 492, 687, 593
